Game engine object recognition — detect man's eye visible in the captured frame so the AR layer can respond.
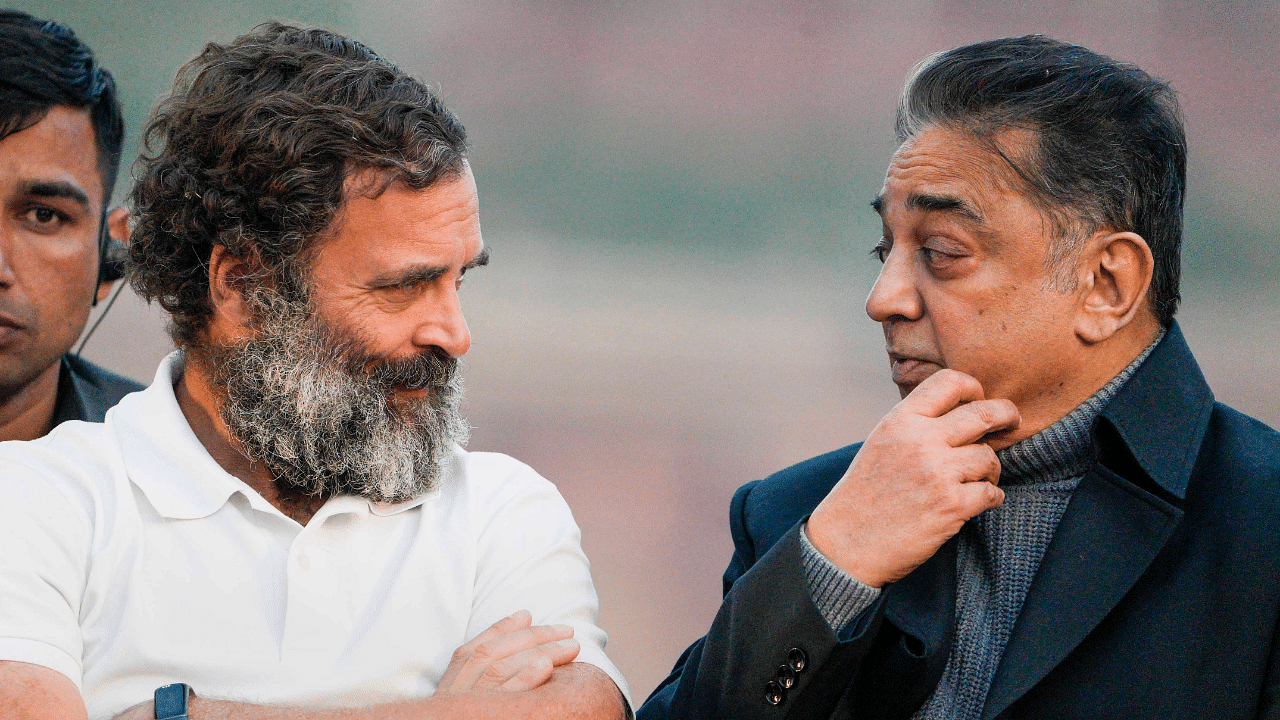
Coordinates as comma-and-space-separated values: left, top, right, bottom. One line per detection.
26, 207, 64, 226
870, 240, 891, 263
920, 246, 959, 266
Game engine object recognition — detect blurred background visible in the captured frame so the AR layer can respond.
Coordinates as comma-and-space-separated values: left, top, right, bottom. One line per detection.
16, 0, 1280, 701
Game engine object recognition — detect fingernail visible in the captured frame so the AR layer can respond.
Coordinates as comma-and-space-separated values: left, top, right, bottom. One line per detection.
553, 624, 574, 635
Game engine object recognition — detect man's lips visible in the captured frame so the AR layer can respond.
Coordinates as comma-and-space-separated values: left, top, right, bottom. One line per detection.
0, 310, 28, 346
888, 353, 943, 388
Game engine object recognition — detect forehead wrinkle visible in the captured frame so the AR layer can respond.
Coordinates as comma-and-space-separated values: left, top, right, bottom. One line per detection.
887, 130, 1037, 230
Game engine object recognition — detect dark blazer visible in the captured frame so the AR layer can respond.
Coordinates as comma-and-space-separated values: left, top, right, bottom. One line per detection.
51, 354, 145, 426
640, 323, 1280, 719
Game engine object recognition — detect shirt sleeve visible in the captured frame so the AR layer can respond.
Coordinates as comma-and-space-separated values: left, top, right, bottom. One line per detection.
0, 451, 92, 688
799, 522, 881, 634
464, 453, 633, 711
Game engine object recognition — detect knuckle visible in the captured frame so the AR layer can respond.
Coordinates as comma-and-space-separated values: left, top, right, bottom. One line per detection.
974, 403, 997, 426
986, 448, 1001, 474
470, 642, 495, 663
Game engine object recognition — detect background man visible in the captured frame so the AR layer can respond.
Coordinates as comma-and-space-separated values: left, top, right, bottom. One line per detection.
0, 23, 628, 720
640, 36, 1280, 718
0, 10, 142, 442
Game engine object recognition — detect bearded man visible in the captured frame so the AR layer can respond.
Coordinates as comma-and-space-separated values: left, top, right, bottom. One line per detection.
640, 36, 1280, 719
0, 24, 629, 720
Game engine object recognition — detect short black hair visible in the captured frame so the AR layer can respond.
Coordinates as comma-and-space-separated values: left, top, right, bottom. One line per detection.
0, 10, 124, 201
897, 35, 1185, 328
129, 23, 468, 348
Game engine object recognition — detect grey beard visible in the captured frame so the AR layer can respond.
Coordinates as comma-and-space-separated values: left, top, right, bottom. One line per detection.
204, 294, 471, 504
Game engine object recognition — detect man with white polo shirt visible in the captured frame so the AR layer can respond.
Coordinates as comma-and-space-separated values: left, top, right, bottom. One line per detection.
0, 23, 629, 720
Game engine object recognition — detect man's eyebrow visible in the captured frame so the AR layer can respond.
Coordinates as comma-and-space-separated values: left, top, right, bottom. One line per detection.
905, 192, 983, 222
465, 246, 491, 270
21, 180, 92, 211
367, 265, 448, 289
871, 195, 885, 215
367, 247, 491, 289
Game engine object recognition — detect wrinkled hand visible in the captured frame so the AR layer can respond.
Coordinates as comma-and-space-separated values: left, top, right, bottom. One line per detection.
808, 369, 1020, 587
436, 610, 580, 694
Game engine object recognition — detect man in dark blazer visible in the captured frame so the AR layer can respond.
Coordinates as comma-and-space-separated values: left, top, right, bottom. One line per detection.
639, 36, 1280, 719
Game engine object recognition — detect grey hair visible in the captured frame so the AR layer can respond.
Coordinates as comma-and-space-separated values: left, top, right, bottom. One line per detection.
894, 35, 1185, 325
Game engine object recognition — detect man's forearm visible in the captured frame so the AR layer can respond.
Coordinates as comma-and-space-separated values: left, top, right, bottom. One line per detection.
115, 664, 625, 720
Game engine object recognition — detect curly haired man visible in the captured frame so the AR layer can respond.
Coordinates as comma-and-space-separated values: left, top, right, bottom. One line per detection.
0, 23, 629, 720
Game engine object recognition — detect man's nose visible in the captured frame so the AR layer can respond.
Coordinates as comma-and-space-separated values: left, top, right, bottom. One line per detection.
0, 224, 16, 288
413, 288, 471, 359
865, 249, 924, 323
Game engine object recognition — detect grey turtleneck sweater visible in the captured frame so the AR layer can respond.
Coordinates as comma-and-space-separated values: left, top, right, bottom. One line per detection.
800, 336, 1163, 719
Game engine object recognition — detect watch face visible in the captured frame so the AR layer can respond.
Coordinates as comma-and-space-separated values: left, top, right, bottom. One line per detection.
153, 683, 191, 719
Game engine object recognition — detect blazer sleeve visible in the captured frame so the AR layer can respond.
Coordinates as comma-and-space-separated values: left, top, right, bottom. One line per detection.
638, 481, 887, 719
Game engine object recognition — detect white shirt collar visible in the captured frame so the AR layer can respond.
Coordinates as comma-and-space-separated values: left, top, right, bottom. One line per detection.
109, 351, 443, 522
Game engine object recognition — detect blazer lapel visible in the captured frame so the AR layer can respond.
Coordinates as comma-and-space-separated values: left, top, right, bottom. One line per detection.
981, 466, 1183, 719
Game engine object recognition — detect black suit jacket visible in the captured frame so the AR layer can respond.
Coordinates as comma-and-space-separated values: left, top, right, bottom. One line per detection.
639, 323, 1280, 719
51, 354, 145, 426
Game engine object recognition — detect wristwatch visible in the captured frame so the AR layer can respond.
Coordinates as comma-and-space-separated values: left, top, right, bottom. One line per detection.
154, 683, 194, 720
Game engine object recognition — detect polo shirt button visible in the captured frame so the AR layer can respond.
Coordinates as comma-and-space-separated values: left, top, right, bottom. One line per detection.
776, 663, 796, 689
764, 680, 786, 706
298, 554, 311, 570
787, 647, 808, 673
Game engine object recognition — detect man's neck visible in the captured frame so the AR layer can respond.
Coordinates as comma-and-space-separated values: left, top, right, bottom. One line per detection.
0, 361, 62, 442
991, 319, 1162, 450
174, 355, 329, 525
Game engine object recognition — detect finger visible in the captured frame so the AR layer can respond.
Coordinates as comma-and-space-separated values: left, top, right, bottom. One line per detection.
950, 443, 1002, 485
938, 399, 1021, 447
450, 625, 575, 689
475, 639, 581, 691
901, 369, 986, 418
498, 655, 555, 692
954, 477, 1005, 520
440, 610, 533, 688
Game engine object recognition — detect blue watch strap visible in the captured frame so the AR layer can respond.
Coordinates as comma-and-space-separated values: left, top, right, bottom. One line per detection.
154, 683, 193, 720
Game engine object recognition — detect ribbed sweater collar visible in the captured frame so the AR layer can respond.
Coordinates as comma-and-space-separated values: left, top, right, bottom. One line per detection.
997, 332, 1165, 485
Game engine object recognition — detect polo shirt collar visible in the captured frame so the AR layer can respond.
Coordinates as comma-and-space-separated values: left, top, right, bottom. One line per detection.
111, 351, 448, 521
1096, 320, 1215, 500
110, 352, 261, 520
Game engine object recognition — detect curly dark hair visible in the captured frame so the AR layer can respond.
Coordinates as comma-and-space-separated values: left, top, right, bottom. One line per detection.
129, 22, 468, 348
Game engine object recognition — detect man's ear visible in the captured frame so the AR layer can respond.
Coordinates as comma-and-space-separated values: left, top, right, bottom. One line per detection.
206, 245, 258, 340
94, 206, 132, 302
1074, 230, 1155, 344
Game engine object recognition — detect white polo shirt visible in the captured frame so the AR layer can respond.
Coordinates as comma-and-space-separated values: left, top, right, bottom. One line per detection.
0, 353, 630, 719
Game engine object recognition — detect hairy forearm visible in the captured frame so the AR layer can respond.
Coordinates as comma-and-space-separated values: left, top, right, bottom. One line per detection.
115, 664, 625, 720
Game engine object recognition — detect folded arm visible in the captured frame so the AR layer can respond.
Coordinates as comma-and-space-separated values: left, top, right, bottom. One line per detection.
113, 663, 624, 720
1, 660, 625, 720
1, 612, 626, 720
